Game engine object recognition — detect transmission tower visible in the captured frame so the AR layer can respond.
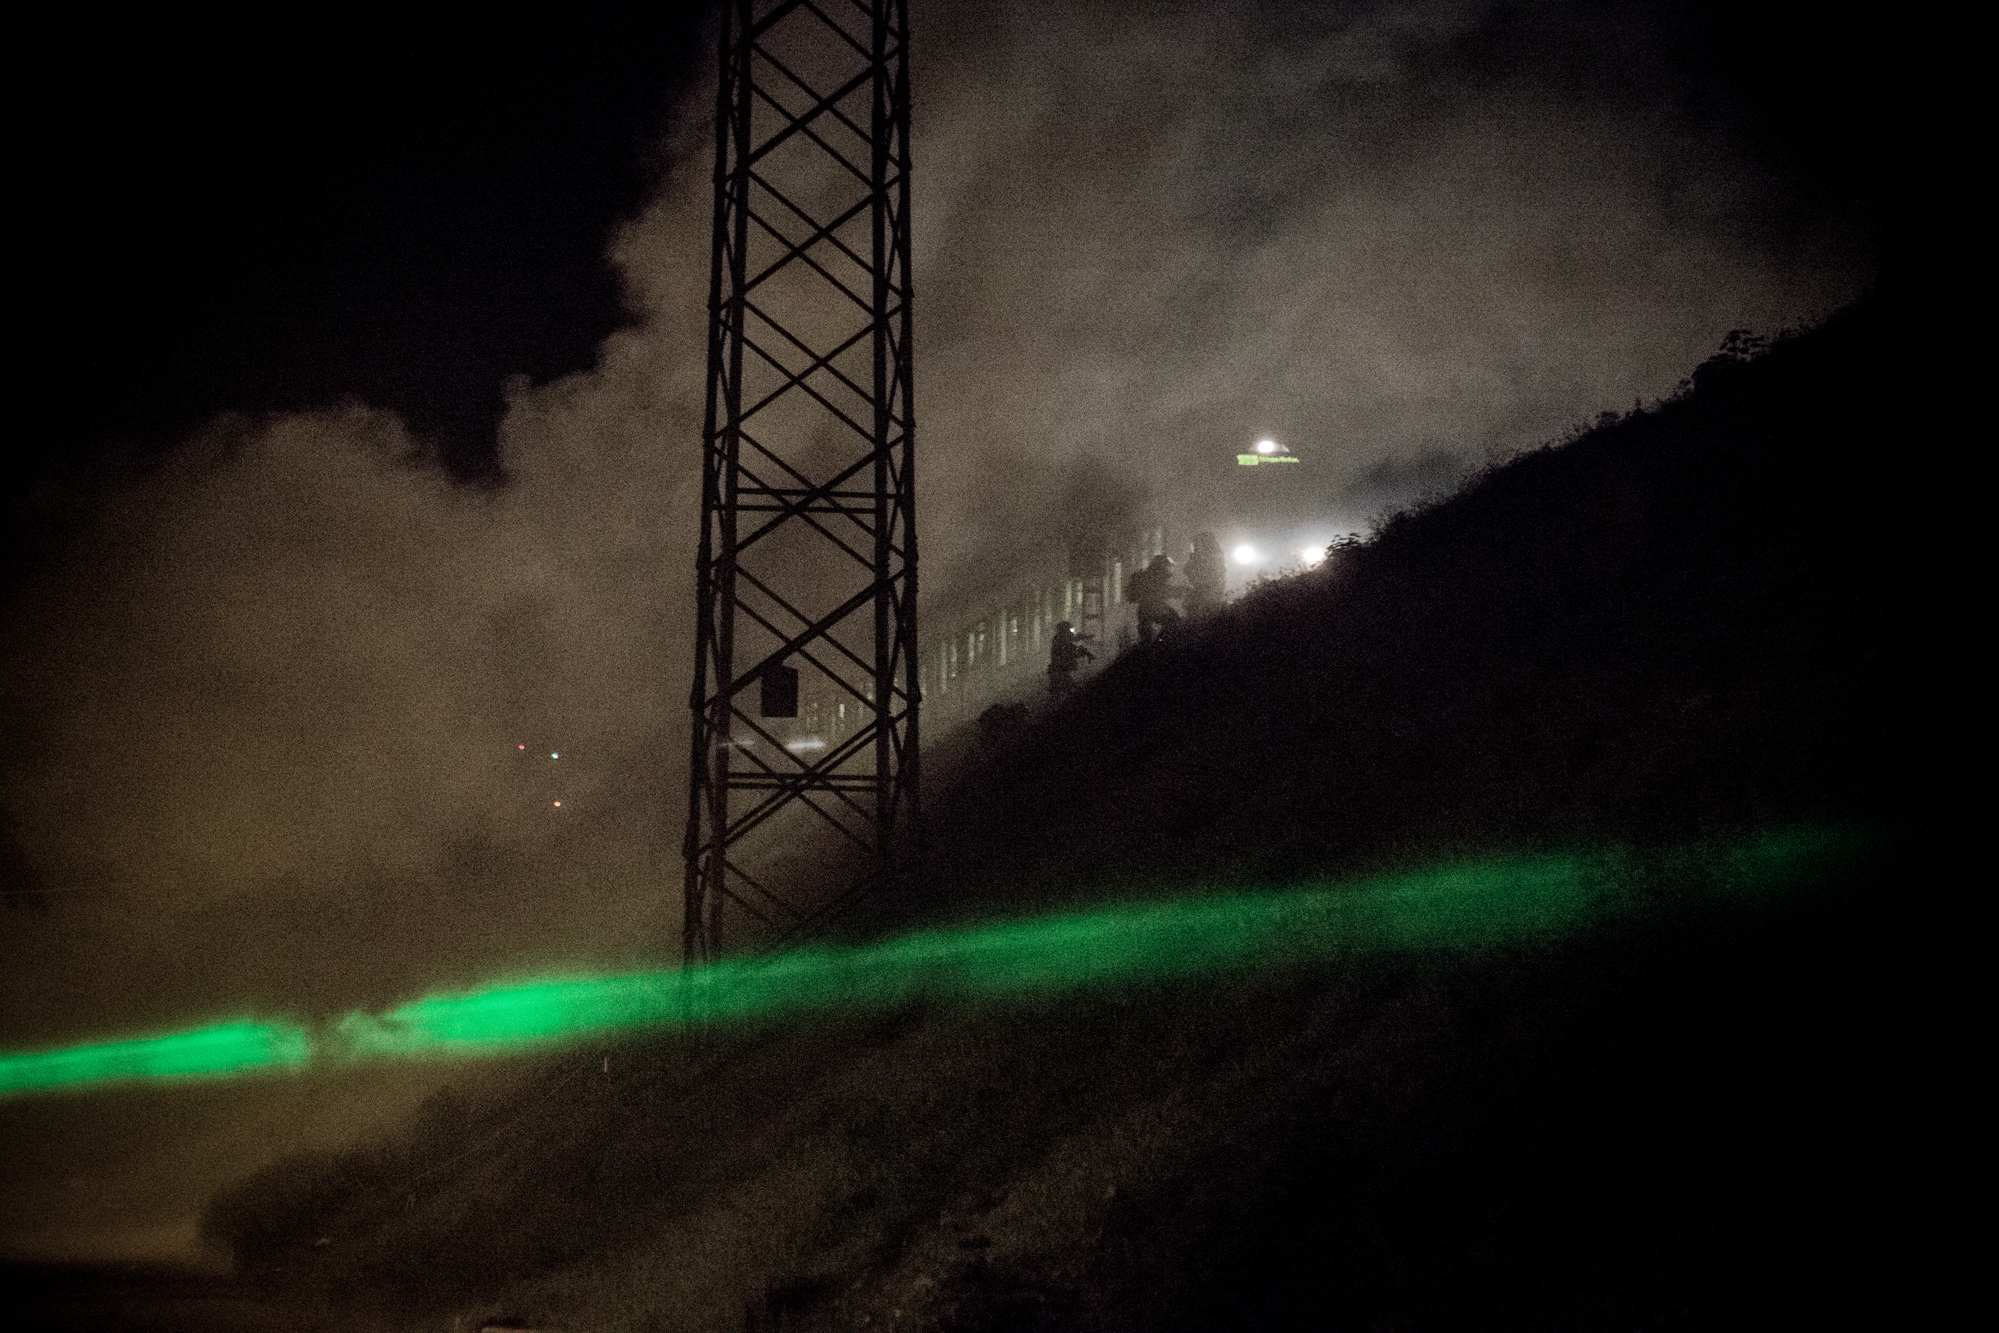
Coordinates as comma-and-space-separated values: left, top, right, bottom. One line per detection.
682, 0, 918, 964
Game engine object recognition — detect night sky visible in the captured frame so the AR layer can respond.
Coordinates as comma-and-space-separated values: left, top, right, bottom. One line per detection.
3, 0, 1885, 1267
17, 5, 707, 488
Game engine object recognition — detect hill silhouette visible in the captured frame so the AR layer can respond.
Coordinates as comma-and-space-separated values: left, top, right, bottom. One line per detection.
899, 292, 1911, 928
141, 286, 1921, 1333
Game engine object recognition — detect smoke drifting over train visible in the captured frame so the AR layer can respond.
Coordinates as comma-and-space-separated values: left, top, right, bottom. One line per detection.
1, 0, 1876, 1266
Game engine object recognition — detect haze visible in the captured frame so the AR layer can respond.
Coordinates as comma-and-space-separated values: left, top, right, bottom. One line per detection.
1, 0, 1879, 1266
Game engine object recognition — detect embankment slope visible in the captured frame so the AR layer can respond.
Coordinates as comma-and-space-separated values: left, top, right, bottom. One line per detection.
175, 287, 1923, 1332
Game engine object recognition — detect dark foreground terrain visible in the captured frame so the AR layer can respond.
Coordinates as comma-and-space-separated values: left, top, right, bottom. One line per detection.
6, 284, 1923, 1330
4, 869, 1910, 1331
0, 1261, 334, 1332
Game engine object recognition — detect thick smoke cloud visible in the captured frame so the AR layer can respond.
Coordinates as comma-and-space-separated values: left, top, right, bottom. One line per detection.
1, 0, 1872, 1264
0, 171, 714, 1263
0, 367, 702, 1039
912, 0, 1869, 591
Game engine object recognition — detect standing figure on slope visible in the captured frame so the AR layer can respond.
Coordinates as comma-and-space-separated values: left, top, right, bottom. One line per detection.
1127, 553, 1184, 644
1185, 532, 1227, 617
1047, 621, 1095, 699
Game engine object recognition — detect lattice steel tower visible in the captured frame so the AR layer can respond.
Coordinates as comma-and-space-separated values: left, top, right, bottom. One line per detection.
682, 0, 917, 964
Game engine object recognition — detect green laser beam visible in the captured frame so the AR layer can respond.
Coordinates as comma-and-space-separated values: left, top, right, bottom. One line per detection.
0, 1020, 312, 1097
329, 851, 1605, 1061
0, 825, 1863, 1098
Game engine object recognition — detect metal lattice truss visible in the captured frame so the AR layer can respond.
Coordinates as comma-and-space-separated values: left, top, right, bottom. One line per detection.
683, 0, 918, 964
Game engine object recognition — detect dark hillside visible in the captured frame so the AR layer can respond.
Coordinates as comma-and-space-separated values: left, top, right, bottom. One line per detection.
901, 288, 1917, 922
167, 290, 1924, 1333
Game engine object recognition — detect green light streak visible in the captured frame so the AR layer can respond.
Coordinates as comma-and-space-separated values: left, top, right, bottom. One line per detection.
1, 825, 1864, 1097
327, 825, 1858, 1060
334, 973, 681, 1059
328, 852, 1603, 1062
0, 1020, 312, 1098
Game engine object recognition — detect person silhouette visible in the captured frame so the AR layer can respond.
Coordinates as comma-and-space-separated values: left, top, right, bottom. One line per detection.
1046, 620, 1094, 697
1185, 532, 1226, 617
1127, 554, 1183, 644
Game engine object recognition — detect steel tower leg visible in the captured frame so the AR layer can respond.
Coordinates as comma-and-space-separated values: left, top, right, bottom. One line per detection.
683, 0, 918, 965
